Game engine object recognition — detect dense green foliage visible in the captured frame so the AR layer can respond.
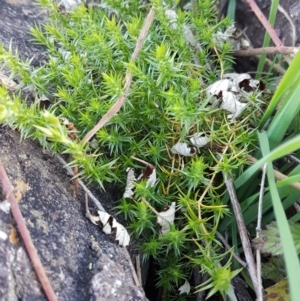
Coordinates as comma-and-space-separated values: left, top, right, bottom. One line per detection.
1, 0, 300, 300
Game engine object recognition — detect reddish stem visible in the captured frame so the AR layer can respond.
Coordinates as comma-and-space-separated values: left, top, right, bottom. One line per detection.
246, 0, 282, 47
0, 163, 58, 301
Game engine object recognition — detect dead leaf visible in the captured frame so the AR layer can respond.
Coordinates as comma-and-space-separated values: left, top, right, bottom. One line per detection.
178, 280, 191, 294
252, 221, 300, 255
59, 0, 81, 11
171, 142, 196, 156
86, 203, 130, 247
189, 132, 210, 148
224, 73, 260, 92
123, 168, 136, 198
139, 164, 156, 188
263, 279, 290, 301
157, 202, 176, 234
0, 200, 11, 213
206, 73, 262, 120
213, 25, 249, 51
220, 91, 247, 119
9, 225, 19, 244
123, 164, 156, 198
0, 73, 18, 91
207, 78, 232, 105
0, 230, 8, 241
37, 94, 52, 109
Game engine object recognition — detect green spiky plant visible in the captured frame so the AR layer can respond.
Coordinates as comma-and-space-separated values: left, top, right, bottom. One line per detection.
2, 0, 300, 300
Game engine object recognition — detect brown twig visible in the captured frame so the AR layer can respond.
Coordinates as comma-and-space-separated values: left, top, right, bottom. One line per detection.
247, 155, 300, 191
216, 232, 247, 268
124, 247, 141, 287
72, 165, 79, 197
0, 163, 58, 301
245, 0, 282, 47
223, 174, 259, 297
56, 154, 105, 211
233, 46, 298, 56
82, 6, 156, 146
238, 32, 287, 73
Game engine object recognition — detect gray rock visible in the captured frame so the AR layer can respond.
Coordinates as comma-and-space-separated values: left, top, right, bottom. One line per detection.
0, 126, 147, 301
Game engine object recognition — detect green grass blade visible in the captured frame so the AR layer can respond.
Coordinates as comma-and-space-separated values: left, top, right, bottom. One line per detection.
258, 131, 300, 300
276, 174, 300, 188
263, 191, 300, 225
256, 0, 280, 77
290, 212, 300, 223
235, 134, 300, 189
227, 0, 236, 21
267, 82, 300, 149
260, 50, 300, 127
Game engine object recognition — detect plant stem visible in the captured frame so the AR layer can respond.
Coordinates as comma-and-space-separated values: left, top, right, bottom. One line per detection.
234, 46, 298, 56
255, 163, 267, 301
245, 0, 282, 47
56, 154, 105, 211
82, 6, 156, 146
216, 232, 247, 268
0, 163, 58, 301
247, 155, 300, 191
223, 174, 259, 296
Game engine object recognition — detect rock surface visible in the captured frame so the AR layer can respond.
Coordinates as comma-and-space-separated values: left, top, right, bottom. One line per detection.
0, 1, 148, 300
0, 0, 48, 65
0, 126, 147, 301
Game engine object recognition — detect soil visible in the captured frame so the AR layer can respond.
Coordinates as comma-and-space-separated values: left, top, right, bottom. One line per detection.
0, 1, 299, 301
234, 0, 300, 72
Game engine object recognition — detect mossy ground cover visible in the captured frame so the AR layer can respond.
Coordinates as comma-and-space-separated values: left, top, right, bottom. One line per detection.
2, 1, 300, 300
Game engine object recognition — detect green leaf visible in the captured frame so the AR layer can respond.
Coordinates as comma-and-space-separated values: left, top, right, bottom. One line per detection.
267, 81, 300, 149
258, 132, 300, 301
260, 49, 300, 128
261, 257, 286, 283
252, 221, 300, 255
235, 134, 300, 189
264, 279, 290, 301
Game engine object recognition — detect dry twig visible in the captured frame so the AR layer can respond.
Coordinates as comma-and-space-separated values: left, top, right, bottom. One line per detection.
136, 254, 142, 287
216, 232, 247, 268
223, 174, 259, 297
247, 155, 300, 191
0, 163, 58, 301
245, 0, 282, 47
256, 163, 267, 301
82, 6, 156, 146
233, 46, 298, 56
56, 154, 105, 211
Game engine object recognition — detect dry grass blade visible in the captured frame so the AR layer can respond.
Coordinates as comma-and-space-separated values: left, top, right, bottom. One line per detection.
82, 6, 156, 146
